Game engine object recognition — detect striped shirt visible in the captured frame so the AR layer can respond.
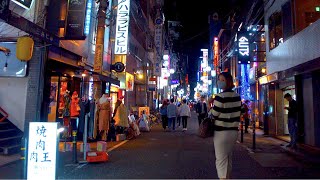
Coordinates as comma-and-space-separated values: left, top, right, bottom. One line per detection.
209, 89, 241, 131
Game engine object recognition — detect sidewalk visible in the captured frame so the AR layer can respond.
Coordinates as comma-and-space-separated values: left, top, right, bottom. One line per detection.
0, 140, 127, 179
239, 128, 320, 166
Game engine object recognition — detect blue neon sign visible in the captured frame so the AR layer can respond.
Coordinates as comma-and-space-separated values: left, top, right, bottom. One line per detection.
84, 0, 92, 35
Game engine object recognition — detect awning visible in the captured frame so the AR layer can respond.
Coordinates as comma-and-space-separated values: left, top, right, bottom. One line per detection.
258, 72, 279, 85
97, 74, 120, 86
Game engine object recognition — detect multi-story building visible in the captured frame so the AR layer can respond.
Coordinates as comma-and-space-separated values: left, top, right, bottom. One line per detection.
260, 0, 320, 148
0, 0, 63, 155
110, 0, 161, 110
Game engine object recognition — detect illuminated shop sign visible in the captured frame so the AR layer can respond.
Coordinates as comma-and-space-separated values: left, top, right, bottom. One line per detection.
27, 122, 58, 180
114, 0, 130, 55
12, 0, 33, 9
238, 33, 250, 64
213, 37, 219, 70
171, 79, 179, 85
84, 0, 92, 35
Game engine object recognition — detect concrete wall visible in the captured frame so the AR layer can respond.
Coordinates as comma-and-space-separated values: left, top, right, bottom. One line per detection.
265, 0, 320, 74
0, 78, 28, 130
303, 77, 315, 146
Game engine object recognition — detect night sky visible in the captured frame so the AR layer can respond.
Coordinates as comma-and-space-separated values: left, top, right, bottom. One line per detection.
164, 0, 245, 96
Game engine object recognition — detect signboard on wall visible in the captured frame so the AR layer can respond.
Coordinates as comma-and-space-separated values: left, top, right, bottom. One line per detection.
93, 44, 103, 73
27, 122, 58, 180
114, 0, 130, 54
65, 0, 87, 39
12, 0, 33, 9
126, 73, 134, 91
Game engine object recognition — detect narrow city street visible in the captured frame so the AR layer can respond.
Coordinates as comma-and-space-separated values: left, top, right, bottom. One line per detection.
57, 112, 320, 179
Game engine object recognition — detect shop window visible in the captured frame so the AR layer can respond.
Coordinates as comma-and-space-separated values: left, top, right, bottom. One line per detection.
268, 12, 283, 50
282, 1, 294, 41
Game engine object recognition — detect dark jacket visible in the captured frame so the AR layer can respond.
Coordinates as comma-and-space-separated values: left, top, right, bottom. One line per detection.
196, 101, 207, 115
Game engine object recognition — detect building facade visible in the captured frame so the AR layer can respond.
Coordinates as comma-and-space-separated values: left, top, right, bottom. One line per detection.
260, 0, 320, 147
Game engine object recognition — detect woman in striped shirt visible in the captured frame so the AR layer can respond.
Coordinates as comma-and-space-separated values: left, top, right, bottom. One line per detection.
208, 72, 241, 179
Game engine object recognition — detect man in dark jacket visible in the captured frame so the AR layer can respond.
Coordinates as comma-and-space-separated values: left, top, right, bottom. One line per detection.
284, 93, 298, 149
196, 96, 208, 126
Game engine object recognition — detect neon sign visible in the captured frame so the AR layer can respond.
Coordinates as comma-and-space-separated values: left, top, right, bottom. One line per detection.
84, 0, 92, 35
238, 33, 250, 64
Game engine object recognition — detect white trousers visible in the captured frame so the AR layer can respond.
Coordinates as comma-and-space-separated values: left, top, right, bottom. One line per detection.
213, 130, 238, 179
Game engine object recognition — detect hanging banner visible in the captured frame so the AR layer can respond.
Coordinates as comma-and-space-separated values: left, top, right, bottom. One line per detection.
65, 0, 87, 39
27, 122, 58, 180
126, 73, 134, 91
114, 0, 130, 54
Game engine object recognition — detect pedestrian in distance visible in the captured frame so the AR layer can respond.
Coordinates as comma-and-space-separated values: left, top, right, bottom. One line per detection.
208, 72, 242, 179
160, 100, 168, 131
179, 99, 191, 131
241, 100, 250, 133
196, 96, 208, 126
177, 103, 182, 127
284, 93, 298, 149
167, 98, 178, 131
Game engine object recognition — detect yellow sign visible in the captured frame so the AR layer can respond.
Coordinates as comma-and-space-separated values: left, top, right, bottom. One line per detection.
138, 107, 150, 117
126, 73, 134, 91
94, 44, 103, 73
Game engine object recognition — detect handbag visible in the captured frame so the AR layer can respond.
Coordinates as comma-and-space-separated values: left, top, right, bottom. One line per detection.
198, 116, 215, 138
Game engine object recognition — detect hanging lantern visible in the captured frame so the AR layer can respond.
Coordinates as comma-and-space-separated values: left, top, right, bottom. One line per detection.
16, 36, 34, 61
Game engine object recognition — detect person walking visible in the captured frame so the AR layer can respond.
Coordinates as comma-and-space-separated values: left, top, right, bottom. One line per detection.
177, 103, 182, 127
160, 100, 168, 131
208, 72, 242, 179
242, 100, 250, 133
180, 99, 191, 131
196, 96, 208, 126
284, 93, 298, 149
167, 98, 177, 131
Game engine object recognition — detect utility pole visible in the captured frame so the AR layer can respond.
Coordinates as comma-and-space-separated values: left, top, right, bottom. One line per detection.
93, 0, 109, 98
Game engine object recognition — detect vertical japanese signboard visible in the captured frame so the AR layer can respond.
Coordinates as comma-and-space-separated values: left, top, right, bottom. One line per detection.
154, 24, 163, 77
213, 37, 219, 71
65, 0, 87, 39
237, 33, 250, 64
114, 0, 130, 54
94, 44, 103, 73
27, 122, 58, 180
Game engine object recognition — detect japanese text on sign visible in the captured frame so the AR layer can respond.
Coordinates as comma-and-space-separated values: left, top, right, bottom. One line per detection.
27, 122, 58, 180
114, 0, 131, 55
